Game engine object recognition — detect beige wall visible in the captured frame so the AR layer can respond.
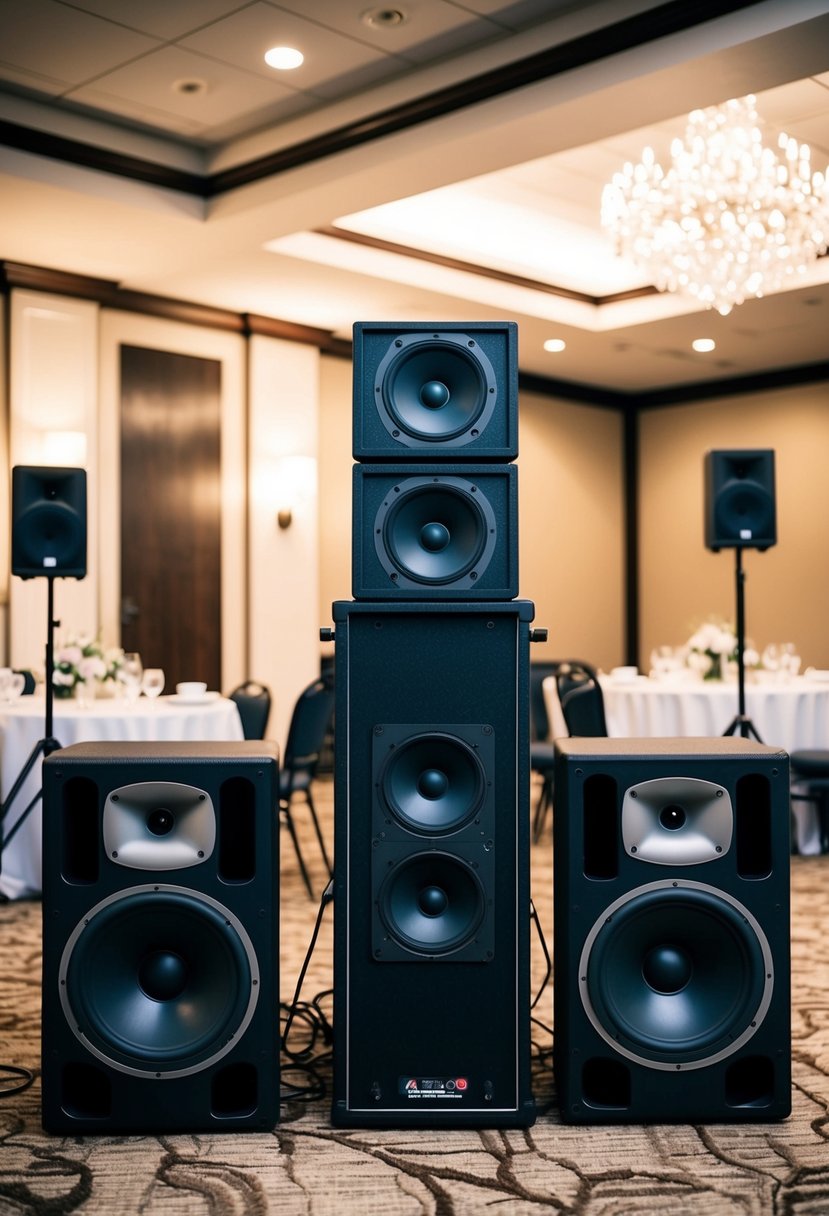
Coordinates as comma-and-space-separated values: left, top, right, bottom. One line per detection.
519, 390, 625, 671
639, 382, 829, 671
318, 365, 627, 672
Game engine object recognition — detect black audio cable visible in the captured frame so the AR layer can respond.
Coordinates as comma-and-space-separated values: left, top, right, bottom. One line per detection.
280, 879, 334, 1103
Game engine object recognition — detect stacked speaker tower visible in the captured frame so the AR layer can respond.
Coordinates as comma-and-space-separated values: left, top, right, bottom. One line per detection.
330, 321, 537, 1127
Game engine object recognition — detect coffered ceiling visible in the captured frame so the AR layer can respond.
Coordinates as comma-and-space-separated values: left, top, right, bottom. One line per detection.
0, 0, 828, 394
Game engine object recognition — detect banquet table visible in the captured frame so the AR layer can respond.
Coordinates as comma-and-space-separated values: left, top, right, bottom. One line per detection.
543, 672, 829, 853
0, 692, 244, 899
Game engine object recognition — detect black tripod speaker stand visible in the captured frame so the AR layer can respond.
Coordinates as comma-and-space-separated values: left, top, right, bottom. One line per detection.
0, 574, 62, 866
722, 546, 762, 742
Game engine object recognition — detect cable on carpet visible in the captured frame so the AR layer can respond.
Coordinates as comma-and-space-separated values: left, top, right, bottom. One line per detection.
280, 878, 334, 1103
0, 1064, 35, 1098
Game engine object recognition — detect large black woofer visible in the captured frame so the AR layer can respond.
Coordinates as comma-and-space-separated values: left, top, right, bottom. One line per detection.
580, 880, 773, 1070
714, 481, 775, 545
59, 885, 259, 1078
375, 332, 496, 447
378, 852, 486, 956
374, 476, 496, 588
381, 732, 486, 836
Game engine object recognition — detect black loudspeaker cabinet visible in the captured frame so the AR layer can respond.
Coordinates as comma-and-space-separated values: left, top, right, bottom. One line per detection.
704, 449, 776, 552
331, 600, 536, 1128
353, 321, 518, 460
12, 465, 87, 578
554, 736, 790, 1124
41, 741, 279, 1135
352, 463, 517, 600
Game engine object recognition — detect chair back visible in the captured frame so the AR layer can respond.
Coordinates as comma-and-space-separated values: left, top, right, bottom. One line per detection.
531, 659, 600, 741
229, 681, 271, 740
284, 677, 335, 782
556, 661, 607, 737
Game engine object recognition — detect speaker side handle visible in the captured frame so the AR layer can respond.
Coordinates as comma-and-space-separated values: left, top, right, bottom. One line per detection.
530, 628, 548, 644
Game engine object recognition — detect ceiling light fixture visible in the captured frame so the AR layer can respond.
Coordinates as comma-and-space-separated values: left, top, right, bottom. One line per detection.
543, 338, 566, 352
692, 338, 716, 352
264, 45, 304, 70
601, 95, 829, 316
362, 8, 407, 29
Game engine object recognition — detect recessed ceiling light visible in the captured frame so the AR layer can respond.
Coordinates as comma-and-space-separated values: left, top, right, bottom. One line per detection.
264, 45, 304, 70
172, 78, 208, 96
362, 7, 408, 28
543, 338, 566, 353
692, 338, 716, 353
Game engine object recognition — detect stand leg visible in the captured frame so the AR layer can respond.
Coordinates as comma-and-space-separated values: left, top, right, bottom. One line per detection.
722, 547, 763, 743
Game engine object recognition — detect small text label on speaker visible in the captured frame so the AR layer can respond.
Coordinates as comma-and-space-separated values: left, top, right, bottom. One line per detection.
399, 1076, 469, 1100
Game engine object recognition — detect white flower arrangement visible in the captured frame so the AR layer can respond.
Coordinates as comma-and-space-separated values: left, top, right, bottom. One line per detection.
53, 634, 124, 698
685, 620, 737, 680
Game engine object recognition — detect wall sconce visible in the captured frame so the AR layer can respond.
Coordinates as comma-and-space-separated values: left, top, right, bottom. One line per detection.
273, 455, 317, 532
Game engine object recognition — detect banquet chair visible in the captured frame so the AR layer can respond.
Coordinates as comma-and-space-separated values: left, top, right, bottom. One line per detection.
13, 669, 35, 695
530, 661, 560, 843
281, 676, 335, 898
531, 659, 603, 842
228, 680, 271, 740
789, 750, 829, 854
556, 660, 608, 738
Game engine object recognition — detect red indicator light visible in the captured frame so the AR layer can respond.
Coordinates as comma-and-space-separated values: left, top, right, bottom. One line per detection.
456, 1078, 468, 1090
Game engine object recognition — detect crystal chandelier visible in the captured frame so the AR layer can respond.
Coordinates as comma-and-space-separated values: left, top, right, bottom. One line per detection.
601, 95, 829, 315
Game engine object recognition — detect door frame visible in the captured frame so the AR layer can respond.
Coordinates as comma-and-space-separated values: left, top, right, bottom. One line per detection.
99, 312, 246, 694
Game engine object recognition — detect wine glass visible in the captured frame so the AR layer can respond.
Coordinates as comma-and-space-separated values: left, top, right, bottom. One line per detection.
141, 668, 165, 701
120, 652, 143, 702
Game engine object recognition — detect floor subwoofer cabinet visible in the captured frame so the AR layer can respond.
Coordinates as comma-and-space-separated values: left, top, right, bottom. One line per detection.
330, 600, 536, 1128
554, 736, 791, 1124
41, 741, 279, 1135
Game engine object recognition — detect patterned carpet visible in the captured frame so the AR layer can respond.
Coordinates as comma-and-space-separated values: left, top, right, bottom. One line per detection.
1, 778, 828, 1215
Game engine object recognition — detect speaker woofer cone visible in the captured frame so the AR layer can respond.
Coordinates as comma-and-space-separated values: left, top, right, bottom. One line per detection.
375, 476, 496, 588
379, 853, 486, 955
375, 333, 496, 446
381, 732, 486, 835
59, 885, 260, 1078
715, 483, 775, 542
580, 881, 773, 1070
15, 502, 84, 569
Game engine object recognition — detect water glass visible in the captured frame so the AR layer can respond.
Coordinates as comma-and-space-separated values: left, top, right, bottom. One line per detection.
120, 653, 143, 702
142, 668, 165, 701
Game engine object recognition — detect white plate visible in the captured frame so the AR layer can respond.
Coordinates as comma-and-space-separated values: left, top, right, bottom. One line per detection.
168, 691, 220, 705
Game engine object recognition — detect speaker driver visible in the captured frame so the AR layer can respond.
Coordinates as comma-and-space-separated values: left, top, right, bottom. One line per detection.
59, 885, 260, 1078
379, 853, 486, 956
375, 476, 496, 588
14, 501, 85, 572
381, 732, 486, 835
580, 880, 773, 1071
375, 333, 496, 447
714, 483, 775, 545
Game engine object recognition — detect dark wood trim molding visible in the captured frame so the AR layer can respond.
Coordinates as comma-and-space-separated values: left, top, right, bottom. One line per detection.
623, 408, 640, 668
0, 260, 340, 347
0, 0, 764, 199
317, 227, 657, 307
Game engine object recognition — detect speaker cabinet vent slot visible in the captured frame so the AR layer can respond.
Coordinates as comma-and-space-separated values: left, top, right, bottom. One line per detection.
735, 774, 772, 878
725, 1055, 774, 1107
583, 774, 617, 879
219, 777, 256, 882
61, 1063, 111, 1119
62, 776, 99, 884
212, 1061, 258, 1118
582, 1057, 631, 1109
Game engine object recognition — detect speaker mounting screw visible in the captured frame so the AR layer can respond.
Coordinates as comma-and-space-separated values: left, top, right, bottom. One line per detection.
395, 340, 403, 347
111, 851, 118, 859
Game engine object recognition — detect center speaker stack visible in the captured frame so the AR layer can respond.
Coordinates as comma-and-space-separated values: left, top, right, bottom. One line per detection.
331, 322, 537, 1127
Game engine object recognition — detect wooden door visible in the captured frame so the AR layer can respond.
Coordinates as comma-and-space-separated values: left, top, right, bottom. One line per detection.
119, 345, 222, 692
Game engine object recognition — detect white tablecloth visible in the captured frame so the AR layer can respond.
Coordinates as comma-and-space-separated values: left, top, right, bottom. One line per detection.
0, 693, 244, 899
543, 673, 829, 852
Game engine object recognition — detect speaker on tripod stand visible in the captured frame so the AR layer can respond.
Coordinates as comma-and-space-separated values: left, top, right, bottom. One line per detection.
704, 449, 777, 740
1, 467, 88, 881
